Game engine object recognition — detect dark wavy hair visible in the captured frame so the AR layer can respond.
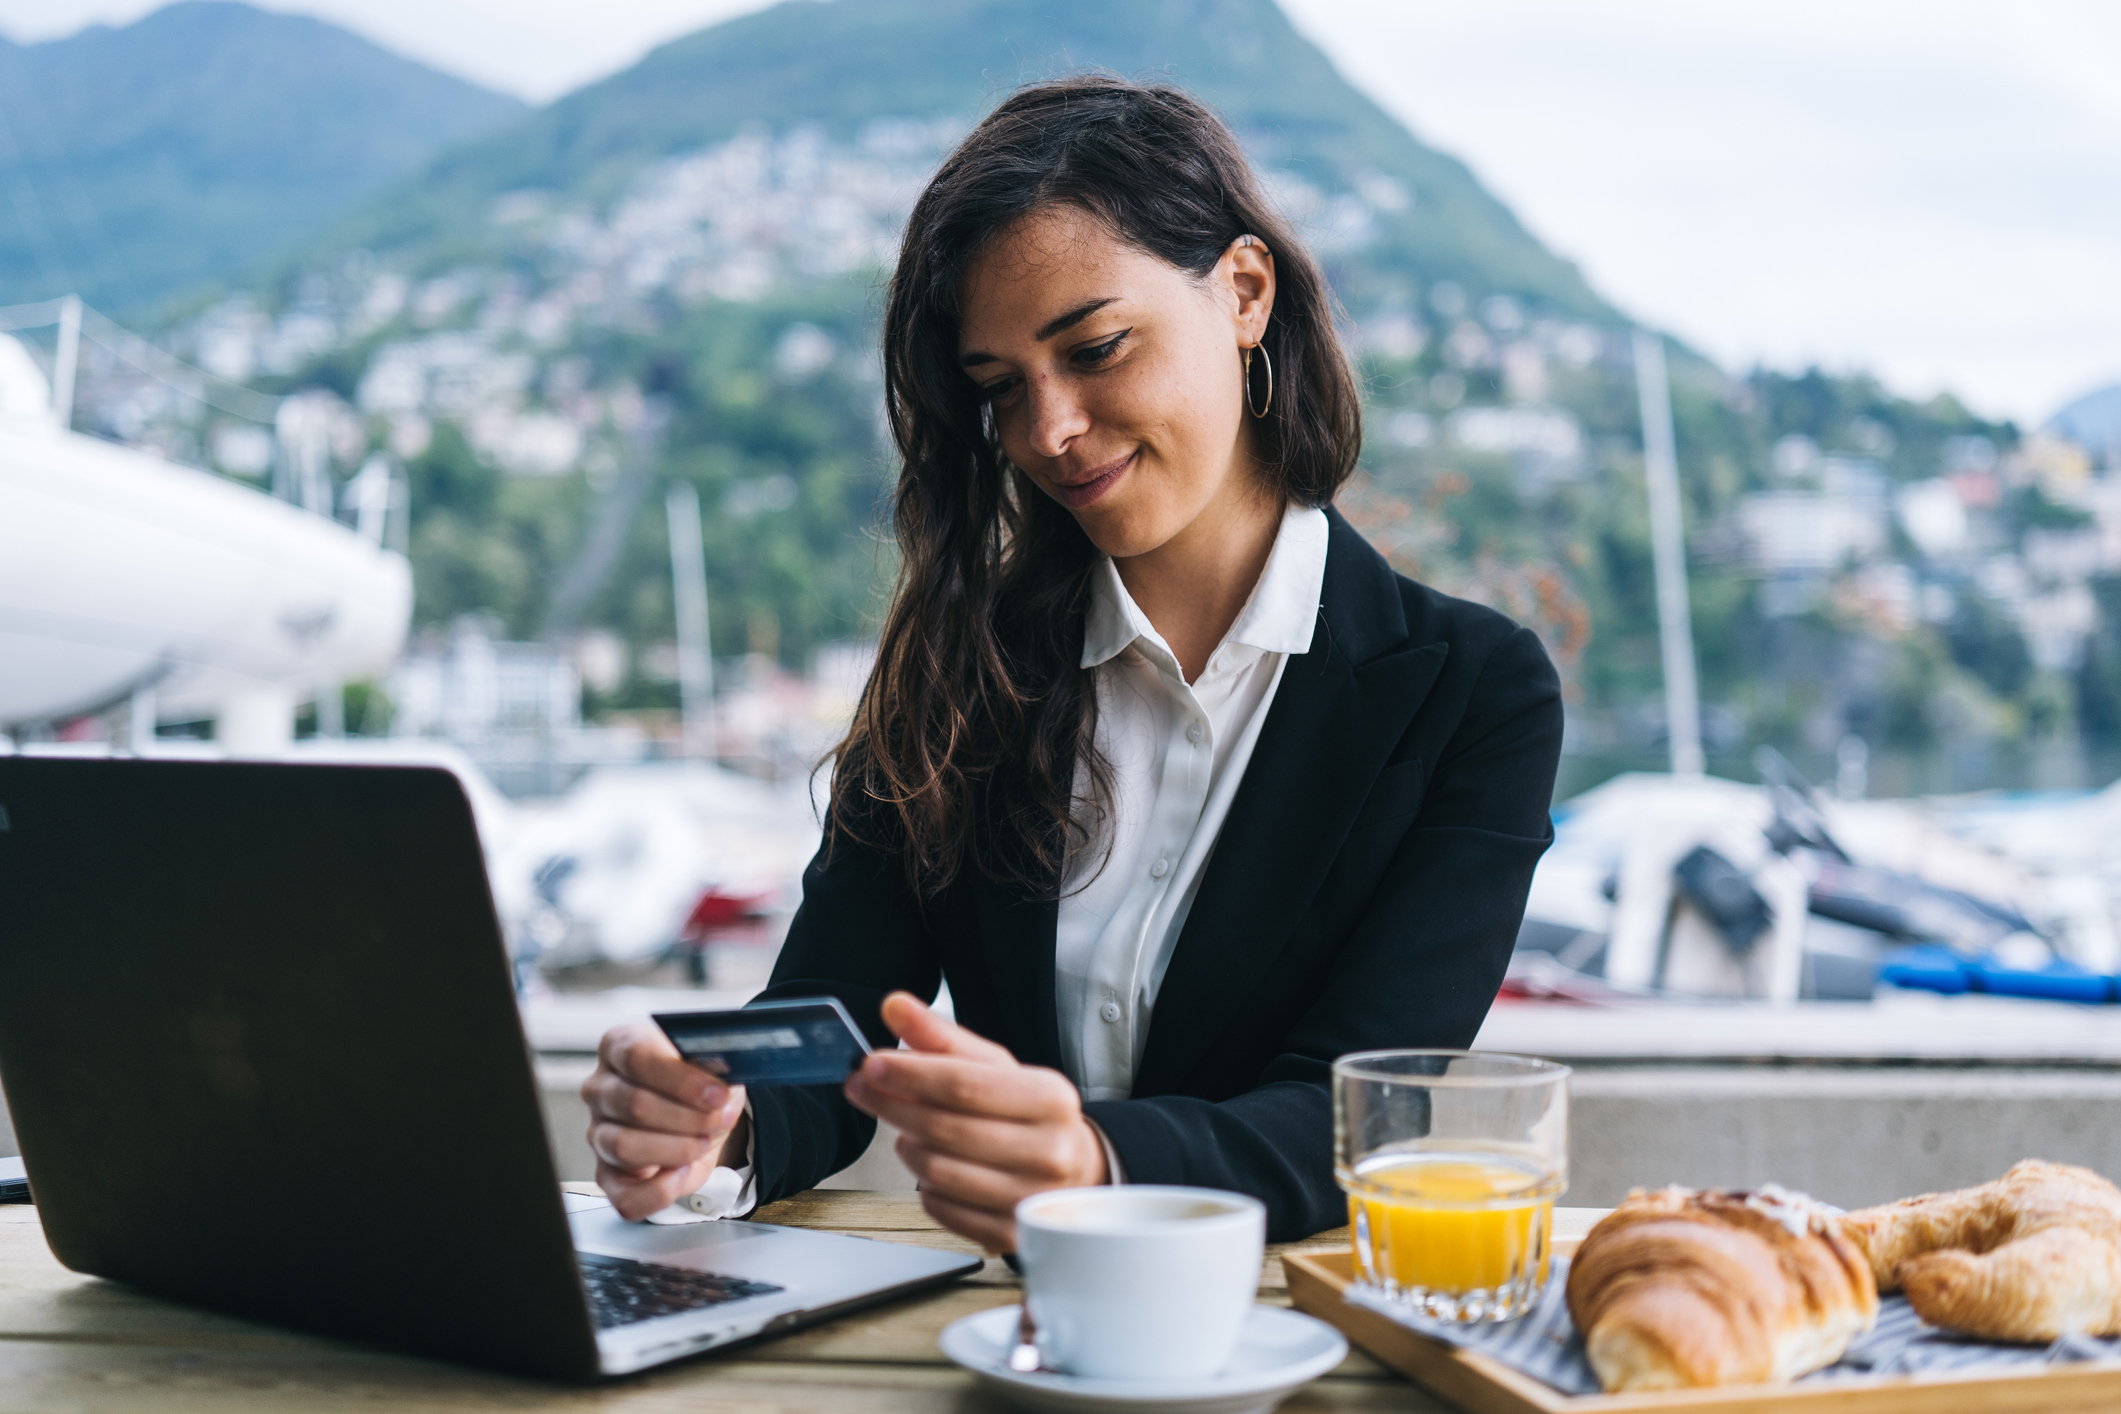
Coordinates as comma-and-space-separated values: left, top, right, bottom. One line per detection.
830, 74, 1362, 897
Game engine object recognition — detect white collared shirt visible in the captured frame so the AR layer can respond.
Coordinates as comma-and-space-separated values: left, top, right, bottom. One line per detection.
1055, 504, 1328, 1102
664, 503, 1327, 1217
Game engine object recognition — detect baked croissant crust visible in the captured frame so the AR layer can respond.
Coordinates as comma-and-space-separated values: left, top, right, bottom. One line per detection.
1566, 1185, 1878, 1391
1843, 1159, 2121, 1342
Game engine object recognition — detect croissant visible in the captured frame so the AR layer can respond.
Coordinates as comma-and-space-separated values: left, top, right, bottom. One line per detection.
1565, 1185, 1878, 1391
1843, 1159, 2121, 1342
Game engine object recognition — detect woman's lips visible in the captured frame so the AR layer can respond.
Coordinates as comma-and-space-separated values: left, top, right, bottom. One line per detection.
1052, 452, 1133, 511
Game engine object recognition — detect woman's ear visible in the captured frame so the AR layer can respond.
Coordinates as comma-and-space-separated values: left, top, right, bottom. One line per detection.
1226, 236, 1277, 346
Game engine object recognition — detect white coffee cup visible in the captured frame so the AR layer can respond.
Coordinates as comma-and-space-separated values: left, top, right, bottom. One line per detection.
1014, 1185, 1266, 1381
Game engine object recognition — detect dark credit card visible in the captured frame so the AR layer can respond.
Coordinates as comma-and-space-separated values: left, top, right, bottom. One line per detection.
653, 997, 872, 1088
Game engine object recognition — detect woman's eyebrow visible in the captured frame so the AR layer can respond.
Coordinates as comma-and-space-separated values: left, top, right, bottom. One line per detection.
1034, 296, 1118, 341
958, 297, 1119, 368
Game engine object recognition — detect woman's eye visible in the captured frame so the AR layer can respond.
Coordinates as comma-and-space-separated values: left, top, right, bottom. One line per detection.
976, 333, 1127, 403
1075, 330, 1130, 367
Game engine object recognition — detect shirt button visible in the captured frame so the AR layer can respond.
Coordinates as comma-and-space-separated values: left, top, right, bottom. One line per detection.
1100, 1001, 1122, 1023
1186, 721, 1203, 744
1149, 857, 1170, 879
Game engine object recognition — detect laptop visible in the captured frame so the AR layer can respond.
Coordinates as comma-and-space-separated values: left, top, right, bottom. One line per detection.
0, 757, 979, 1380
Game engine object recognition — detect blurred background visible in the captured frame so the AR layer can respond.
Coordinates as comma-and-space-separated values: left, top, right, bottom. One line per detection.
4, 0, 2121, 1196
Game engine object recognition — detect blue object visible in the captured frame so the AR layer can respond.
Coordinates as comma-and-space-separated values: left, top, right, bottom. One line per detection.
1878, 943, 1974, 995
1880, 944, 2118, 1004
1972, 955, 2116, 1004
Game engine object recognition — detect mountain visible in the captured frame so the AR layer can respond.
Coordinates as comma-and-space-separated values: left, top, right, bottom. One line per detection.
321, 0, 1612, 320
0, 1, 525, 315
152, 0, 1626, 675
2049, 386, 2121, 459
72, 0, 2037, 771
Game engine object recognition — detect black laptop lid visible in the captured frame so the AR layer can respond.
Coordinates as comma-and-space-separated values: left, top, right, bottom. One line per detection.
0, 757, 600, 1380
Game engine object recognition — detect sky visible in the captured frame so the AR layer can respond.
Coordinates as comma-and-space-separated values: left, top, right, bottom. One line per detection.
6, 0, 2117, 425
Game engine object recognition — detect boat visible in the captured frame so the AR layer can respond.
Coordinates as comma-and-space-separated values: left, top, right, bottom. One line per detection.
0, 331, 410, 752
1511, 750, 2118, 1006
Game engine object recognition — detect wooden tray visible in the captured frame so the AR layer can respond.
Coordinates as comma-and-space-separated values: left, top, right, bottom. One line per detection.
1284, 1245, 2121, 1414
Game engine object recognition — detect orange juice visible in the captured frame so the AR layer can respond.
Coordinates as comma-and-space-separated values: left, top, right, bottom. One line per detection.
1344, 1152, 1558, 1320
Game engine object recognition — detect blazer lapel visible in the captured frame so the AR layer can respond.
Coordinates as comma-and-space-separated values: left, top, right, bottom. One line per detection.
1134, 511, 1449, 1093
973, 874, 1065, 1071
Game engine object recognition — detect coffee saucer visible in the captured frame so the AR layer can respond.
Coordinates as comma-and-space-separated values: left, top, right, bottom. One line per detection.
938, 1304, 1347, 1414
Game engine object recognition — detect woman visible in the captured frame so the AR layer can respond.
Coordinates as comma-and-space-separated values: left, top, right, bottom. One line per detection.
582, 76, 1563, 1247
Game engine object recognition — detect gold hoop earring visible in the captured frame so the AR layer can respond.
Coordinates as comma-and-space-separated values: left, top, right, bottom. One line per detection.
1244, 342, 1273, 419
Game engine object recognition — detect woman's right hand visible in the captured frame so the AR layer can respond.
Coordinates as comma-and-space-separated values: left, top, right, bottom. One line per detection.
581, 1022, 749, 1220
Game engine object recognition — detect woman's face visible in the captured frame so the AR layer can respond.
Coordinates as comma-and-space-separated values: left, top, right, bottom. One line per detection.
957, 205, 1277, 561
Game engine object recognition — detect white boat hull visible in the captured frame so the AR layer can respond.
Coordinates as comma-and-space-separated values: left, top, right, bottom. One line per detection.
0, 419, 410, 732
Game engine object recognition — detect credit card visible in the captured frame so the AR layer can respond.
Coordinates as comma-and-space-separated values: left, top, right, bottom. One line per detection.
652, 997, 873, 1088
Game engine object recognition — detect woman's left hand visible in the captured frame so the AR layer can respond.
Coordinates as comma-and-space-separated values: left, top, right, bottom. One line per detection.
844, 991, 1109, 1252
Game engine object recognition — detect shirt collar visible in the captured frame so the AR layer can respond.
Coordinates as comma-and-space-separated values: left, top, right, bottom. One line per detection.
1079, 503, 1329, 669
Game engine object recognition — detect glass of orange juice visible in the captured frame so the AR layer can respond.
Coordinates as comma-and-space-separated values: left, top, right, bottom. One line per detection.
1333, 1050, 1569, 1322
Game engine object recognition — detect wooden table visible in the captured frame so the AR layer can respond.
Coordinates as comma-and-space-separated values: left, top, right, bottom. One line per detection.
0, 1189, 1602, 1411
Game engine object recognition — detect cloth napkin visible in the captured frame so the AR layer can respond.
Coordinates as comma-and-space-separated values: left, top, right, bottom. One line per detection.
1344, 1257, 2121, 1397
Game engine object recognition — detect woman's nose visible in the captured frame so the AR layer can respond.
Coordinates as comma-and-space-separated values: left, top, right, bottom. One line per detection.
1025, 375, 1090, 460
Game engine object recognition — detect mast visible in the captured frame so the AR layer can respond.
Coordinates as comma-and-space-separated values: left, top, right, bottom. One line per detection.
1633, 330, 1704, 776
52, 296, 80, 429
665, 481, 717, 762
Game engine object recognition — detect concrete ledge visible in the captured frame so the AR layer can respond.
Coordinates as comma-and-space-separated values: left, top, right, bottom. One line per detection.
1567, 1066, 2121, 1207
543, 1061, 2121, 1210
2, 1050, 2100, 1215
1478, 996, 2121, 1065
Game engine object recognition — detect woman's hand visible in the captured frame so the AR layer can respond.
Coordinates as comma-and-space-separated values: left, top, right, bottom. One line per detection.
845, 991, 1109, 1252
581, 1022, 750, 1221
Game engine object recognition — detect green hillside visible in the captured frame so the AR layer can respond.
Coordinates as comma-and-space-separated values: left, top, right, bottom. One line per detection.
189, 0, 1629, 691
89, 0, 2059, 778
0, 1, 524, 315
321, 0, 1612, 320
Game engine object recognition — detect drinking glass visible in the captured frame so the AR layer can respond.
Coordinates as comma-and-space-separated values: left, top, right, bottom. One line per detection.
1333, 1049, 1570, 1322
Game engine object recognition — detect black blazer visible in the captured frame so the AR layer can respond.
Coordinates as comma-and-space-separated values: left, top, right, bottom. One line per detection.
748, 508, 1564, 1240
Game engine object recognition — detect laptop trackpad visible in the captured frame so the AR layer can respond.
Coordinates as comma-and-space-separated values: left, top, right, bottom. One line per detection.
571, 1204, 775, 1270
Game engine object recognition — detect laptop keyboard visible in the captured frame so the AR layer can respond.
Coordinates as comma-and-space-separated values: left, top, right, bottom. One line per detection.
578, 1251, 785, 1329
